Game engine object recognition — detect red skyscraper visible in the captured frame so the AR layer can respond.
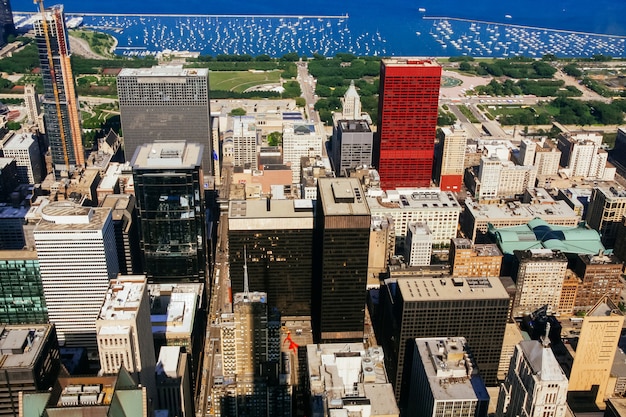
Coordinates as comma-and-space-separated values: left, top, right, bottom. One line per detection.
376, 58, 442, 190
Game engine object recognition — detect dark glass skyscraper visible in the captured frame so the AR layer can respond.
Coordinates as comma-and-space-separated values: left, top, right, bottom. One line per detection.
376, 58, 441, 190
228, 199, 314, 316
0, 0, 15, 45
315, 178, 370, 342
33, 4, 84, 177
132, 141, 206, 282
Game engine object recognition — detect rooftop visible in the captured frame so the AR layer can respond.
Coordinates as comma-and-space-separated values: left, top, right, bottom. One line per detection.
367, 188, 460, 211
398, 276, 510, 302
318, 178, 370, 216
519, 339, 567, 382
34, 202, 111, 231
131, 141, 203, 170
338, 119, 371, 133
148, 283, 203, 336
99, 276, 147, 321
3, 132, 36, 150
415, 337, 489, 401
0, 325, 53, 370
465, 198, 579, 221
118, 65, 208, 78
228, 199, 314, 230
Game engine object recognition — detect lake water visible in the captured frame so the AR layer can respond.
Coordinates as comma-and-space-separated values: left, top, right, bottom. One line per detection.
11, 0, 626, 57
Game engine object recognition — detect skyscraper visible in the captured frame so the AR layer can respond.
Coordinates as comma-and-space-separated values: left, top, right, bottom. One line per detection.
228, 198, 314, 316
34, 202, 119, 348
0, 0, 14, 45
132, 141, 206, 282
380, 276, 509, 402
407, 337, 489, 417
117, 66, 212, 174
376, 58, 441, 190
315, 178, 370, 342
496, 338, 568, 417
568, 296, 624, 409
33, 4, 84, 177
97, 276, 156, 401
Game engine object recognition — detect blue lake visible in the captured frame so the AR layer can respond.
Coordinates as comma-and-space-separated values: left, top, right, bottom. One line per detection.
11, 0, 626, 57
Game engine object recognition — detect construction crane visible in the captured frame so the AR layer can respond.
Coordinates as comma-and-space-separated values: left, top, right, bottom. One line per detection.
34, 0, 71, 172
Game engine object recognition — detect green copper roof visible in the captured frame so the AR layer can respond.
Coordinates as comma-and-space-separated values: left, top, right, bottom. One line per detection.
490, 218, 605, 255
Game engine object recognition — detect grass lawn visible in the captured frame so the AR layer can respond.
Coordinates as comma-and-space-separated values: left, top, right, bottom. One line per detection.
485, 104, 554, 125
69, 29, 116, 58
209, 70, 281, 93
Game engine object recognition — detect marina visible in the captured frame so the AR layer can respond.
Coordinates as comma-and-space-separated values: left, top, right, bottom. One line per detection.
11, 11, 626, 58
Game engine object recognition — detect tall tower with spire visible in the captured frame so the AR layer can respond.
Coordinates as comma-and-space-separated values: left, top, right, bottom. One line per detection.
341, 80, 362, 119
33, 2, 84, 177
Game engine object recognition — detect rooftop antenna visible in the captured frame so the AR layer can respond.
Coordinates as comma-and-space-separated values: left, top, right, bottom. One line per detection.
243, 245, 249, 300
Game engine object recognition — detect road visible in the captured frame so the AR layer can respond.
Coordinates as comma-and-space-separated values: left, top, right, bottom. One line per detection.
196, 164, 233, 417
296, 60, 319, 123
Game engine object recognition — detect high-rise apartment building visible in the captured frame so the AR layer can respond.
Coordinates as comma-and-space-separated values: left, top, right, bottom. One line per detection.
331, 119, 373, 175
407, 337, 489, 417
228, 199, 314, 316
573, 252, 623, 312
132, 141, 206, 282
568, 296, 624, 409
450, 238, 503, 277
33, 4, 84, 177
496, 338, 568, 417
315, 178, 370, 342
437, 126, 467, 191
586, 186, 626, 248
97, 276, 156, 401
34, 202, 119, 348
117, 66, 212, 174
511, 249, 568, 317
0, 249, 47, 324
376, 58, 441, 189
380, 276, 510, 402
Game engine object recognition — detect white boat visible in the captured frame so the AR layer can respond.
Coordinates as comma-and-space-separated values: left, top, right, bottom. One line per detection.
418, 7, 426, 12
505, 14, 512, 19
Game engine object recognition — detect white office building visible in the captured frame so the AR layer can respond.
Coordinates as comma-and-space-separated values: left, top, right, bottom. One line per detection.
34, 202, 119, 348
282, 122, 323, 184
366, 188, 461, 249
2, 132, 42, 184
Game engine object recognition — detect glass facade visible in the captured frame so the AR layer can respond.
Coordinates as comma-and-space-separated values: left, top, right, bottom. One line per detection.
0, 257, 48, 324
134, 169, 206, 281
34, 5, 84, 175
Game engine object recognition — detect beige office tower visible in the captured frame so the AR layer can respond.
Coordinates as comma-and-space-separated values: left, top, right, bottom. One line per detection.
23, 84, 42, 130
568, 296, 624, 409
96, 276, 156, 401
450, 238, 503, 277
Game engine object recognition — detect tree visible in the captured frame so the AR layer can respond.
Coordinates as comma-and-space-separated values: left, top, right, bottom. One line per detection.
267, 131, 282, 146
459, 61, 472, 72
229, 108, 246, 116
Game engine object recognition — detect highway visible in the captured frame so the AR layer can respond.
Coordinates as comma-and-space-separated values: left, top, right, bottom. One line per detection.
196, 165, 233, 417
